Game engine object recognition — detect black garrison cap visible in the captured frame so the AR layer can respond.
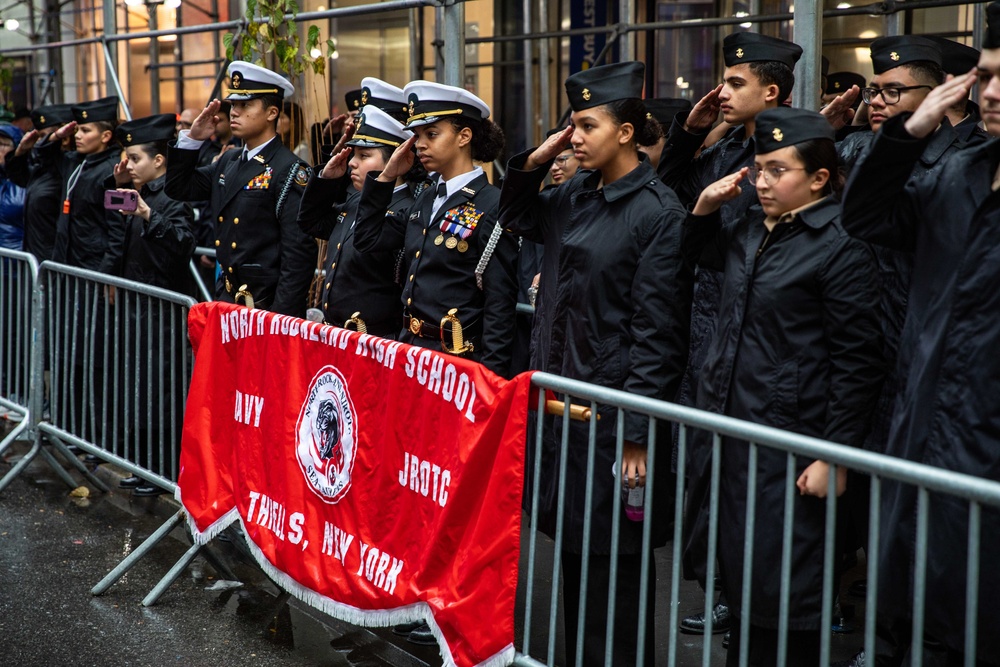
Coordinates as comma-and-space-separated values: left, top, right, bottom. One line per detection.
754, 106, 835, 154
723, 32, 803, 68
565, 61, 645, 112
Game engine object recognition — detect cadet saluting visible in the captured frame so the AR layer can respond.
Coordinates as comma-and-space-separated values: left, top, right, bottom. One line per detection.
166, 61, 315, 316
499, 61, 692, 666
351, 81, 518, 378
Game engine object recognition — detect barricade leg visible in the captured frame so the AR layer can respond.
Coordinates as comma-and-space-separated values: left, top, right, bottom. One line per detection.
92, 508, 186, 596
143, 540, 204, 607
0, 420, 39, 493
42, 430, 111, 492
37, 444, 81, 489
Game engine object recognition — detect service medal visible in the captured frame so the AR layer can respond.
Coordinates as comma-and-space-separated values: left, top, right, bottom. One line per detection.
434, 234, 445, 246
457, 240, 469, 253
445, 236, 459, 249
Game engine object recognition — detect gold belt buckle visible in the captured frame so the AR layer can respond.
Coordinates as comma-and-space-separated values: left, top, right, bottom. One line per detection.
409, 317, 422, 335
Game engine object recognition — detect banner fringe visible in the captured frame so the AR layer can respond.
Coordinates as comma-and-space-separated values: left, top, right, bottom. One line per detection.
192, 513, 515, 667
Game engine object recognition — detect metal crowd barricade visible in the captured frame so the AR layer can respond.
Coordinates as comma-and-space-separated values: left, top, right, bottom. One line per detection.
0, 249, 44, 487
513, 371, 1000, 667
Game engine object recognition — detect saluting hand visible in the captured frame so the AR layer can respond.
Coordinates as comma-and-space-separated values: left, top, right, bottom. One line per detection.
14, 129, 41, 158
524, 125, 574, 171
320, 147, 351, 179
323, 113, 351, 140
113, 158, 131, 187
692, 167, 748, 215
684, 84, 723, 133
51, 121, 78, 144
376, 135, 416, 183
189, 99, 222, 141
820, 85, 859, 131
329, 118, 356, 157
904, 69, 977, 139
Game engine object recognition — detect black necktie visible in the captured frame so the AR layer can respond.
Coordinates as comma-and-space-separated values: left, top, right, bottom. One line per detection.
239, 150, 248, 164
436, 181, 448, 199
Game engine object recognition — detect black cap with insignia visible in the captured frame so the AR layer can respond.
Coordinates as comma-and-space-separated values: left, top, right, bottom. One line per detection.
116, 113, 177, 147
825, 71, 867, 95
31, 104, 73, 131
344, 89, 364, 111
72, 96, 120, 124
926, 36, 980, 75
565, 61, 645, 112
986, 2, 1000, 49
644, 98, 693, 126
723, 32, 803, 68
754, 106, 834, 154
869, 35, 942, 74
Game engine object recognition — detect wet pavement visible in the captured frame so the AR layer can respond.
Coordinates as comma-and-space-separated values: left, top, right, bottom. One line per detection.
0, 426, 864, 666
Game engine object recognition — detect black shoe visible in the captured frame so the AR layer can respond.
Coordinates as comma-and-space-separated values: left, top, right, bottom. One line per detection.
831, 649, 865, 667
848, 578, 867, 598
722, 631, 730, 650
119, 476, 144, 489
133, 485, 165, 497
406, 622, 437, 646
679, 604, 731, 634
392, 621, 423, 637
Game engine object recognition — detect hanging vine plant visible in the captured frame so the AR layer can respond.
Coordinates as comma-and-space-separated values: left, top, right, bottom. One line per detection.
0, 54, 13, 115
223, 0, 335, 77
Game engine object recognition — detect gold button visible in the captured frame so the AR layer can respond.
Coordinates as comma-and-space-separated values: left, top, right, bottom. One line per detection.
214, 240, 220, 247
218, 216, 223, 222
331, 263, 336, 270
228, 266, 233, 273
326, 282, 331, 289
409, 275, 414, 282
231, 242, 237, 249
407, 298, 412, 305
323, 302, 328, 308
337, 243, 342, 250
233, 217, 239, 224
422, 229, 427, 236
415, 251, 421, 258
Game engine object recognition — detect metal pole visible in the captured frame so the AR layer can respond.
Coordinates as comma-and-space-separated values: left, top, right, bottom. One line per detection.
103, 0, 118, 96
441, 0, 465, 87
885, 0, 904, 36
792, 0, 823, 111
523, 0, 534, 147
619, 0, 633, 60
102, 39, 134, 120
538, 0, 550, 133
149, 3, 162, 114
434, 5, 445, 81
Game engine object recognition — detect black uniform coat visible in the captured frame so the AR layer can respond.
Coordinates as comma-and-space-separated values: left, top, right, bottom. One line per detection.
499, 151, 693, 554
954, 101, 990, 147
352, 171, 519, 378
658, 116, 761, 434
841, 114, 1000, 661
682, 196, 884, 629
296, 173, 412, 337
5, 145, 63, 261
45, 144, 122, 271
838, 121, 963, 453
103, 174, 196, 289
165, 137, 315, 317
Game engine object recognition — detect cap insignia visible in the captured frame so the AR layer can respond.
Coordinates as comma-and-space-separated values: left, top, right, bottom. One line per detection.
126, 133, 132, 142
39, 115, 46, 124
890, 51, 900, 61
361, 90, 369, 104
736, 48, 744, 58
82, 110, 88, 119
772, 127, 784, 142
582, 88, 591, 101
232, 72, 242, 89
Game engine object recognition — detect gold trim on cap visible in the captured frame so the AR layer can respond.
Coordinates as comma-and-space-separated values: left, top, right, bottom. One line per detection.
406, 108, 465, 124
351, 133, 403, 147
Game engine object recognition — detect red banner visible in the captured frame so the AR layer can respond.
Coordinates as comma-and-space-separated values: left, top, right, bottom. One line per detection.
178, 302, 532, 667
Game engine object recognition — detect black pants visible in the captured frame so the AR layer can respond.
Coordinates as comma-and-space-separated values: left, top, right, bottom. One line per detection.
873, 616, 994, 667
725, 620, 820, 667
561, 551, 656, 667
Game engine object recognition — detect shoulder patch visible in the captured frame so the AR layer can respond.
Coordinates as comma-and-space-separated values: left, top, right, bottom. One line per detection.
294, 165, 311, 187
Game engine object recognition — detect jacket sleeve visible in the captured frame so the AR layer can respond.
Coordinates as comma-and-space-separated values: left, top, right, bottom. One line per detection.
351, 174, 409, 254
656, 113, 713, 208
165, 144, 216, 203
296, 173, 351, 240
818, 234, 885, 446
5, 151, 33, 188
143, 195, 197, 264
271, 162, 318, 317
497, 148, 559, 244
840, 114, 932, 252
682, 209, 728, 271
623, 204, 694, 444
478, 210, 520, 379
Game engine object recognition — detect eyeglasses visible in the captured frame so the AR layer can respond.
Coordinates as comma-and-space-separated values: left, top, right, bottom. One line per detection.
747, 165, 806, 186
554, 155, 575, 165
861, 85, 932, 105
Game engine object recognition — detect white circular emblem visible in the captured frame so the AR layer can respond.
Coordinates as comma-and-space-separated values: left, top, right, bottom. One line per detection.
295, 366, 357, 503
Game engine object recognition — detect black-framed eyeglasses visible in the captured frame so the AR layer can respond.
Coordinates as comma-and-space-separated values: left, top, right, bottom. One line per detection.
861, 85, 932, 105
747, 165, 807, 186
